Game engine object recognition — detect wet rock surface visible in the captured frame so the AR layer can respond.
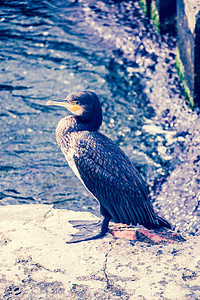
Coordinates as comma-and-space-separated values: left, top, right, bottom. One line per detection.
82, 1, 200, 236
0, 205, 200, 300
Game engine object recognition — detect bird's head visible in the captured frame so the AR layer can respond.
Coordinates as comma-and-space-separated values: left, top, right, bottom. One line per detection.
46, 91, 102, 131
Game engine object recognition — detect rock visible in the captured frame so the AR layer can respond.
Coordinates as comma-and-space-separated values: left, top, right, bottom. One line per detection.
0, 204, 200, 299
109, 224, 186, 244
177, 0, 200, 106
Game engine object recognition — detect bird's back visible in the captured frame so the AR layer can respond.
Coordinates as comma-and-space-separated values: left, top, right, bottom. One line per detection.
58, 128, 161, 228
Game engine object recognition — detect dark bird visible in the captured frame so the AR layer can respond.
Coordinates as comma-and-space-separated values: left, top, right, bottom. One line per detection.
46, 91, 171, 243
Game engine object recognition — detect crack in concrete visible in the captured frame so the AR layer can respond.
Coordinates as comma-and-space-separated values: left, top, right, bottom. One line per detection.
37, 205, 58, 236
101, 240, 132, 299
43, 205, 54, 220
103, 240, 113, 289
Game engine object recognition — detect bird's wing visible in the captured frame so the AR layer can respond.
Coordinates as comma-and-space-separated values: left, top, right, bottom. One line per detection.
72, 132, 158, 227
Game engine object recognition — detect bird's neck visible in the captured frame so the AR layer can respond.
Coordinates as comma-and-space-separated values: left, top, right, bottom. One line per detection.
55, 115, 101, 150
79, 115, 102, 131
56, 115, 101, 136
67, 114, 102, 132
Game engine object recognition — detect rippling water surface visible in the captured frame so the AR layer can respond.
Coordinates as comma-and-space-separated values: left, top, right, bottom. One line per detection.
0, 0, 187, 216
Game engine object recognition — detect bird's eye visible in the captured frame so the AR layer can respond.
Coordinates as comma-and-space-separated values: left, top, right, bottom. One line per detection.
75, 101, 79, 105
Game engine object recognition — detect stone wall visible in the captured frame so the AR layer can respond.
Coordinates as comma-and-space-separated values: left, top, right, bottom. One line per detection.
140, 0, 200, 106
195, 10, 200, 105
154, 0, 176, 34
177, 0, 200, 106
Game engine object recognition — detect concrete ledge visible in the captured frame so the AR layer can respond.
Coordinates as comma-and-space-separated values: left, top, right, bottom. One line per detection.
0, 204, 200, 299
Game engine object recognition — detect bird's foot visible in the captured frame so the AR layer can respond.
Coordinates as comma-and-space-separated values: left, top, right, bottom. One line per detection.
66, 217, 110, 244
66, 220, 106, 244
69, 220, 101, 229
66, 231, 108, 244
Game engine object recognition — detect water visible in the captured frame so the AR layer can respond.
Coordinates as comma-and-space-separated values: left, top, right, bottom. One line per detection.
0, 0, 199, 235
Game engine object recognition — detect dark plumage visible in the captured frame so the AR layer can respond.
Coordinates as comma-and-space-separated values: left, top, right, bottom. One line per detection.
46, 91, 171, 242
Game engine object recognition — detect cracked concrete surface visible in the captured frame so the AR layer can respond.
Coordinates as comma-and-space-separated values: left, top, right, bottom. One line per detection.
0, 204, 200, 299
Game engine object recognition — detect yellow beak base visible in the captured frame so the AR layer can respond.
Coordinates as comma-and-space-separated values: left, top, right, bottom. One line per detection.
46, 100, 81, 113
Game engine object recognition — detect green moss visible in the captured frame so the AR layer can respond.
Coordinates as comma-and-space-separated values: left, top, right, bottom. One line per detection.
138, 3, 193, 107
150, 2, 160, 33
138, 0, 147, 15
175, 47, 194, 108
138, 0, 160, 33
175, 48, 184, 81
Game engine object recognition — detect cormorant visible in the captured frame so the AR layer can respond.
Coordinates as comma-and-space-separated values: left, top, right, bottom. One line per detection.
46, 91, 171, 243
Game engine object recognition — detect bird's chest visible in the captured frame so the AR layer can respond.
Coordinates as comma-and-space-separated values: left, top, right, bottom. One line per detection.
62, 147, 82, 182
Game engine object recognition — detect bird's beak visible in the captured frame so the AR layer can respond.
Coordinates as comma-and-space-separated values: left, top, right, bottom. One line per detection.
46, 100, 81, 113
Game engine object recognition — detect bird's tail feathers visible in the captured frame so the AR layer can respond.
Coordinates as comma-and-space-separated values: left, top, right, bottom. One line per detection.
157, 216, 172, 229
